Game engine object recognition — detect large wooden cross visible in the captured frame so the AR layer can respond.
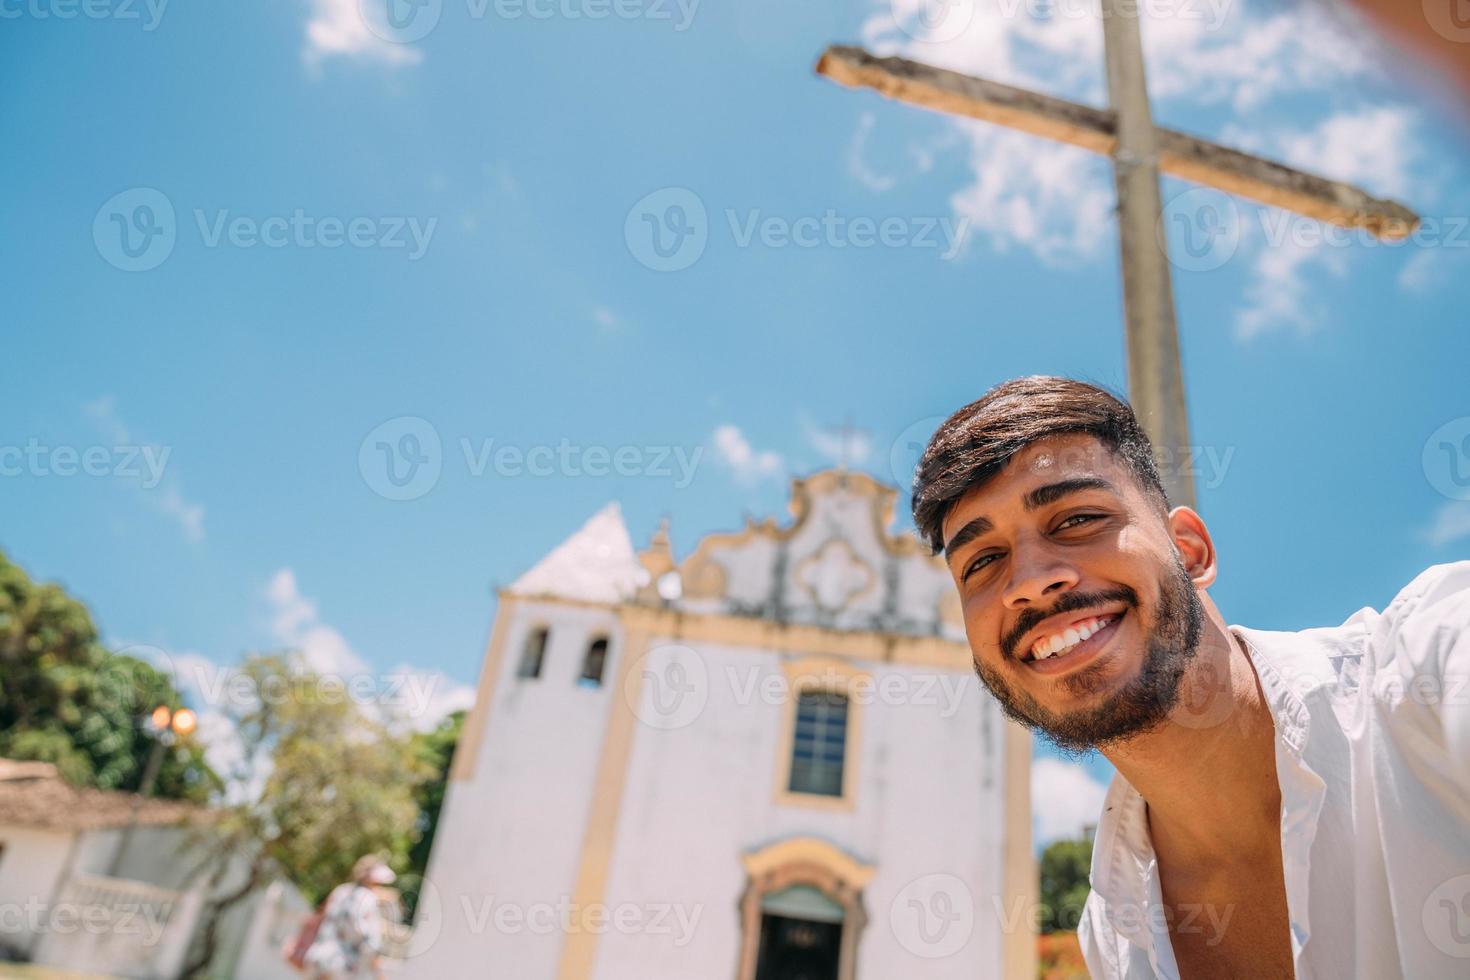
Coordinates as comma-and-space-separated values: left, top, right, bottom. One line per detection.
816, 5, 1418, 509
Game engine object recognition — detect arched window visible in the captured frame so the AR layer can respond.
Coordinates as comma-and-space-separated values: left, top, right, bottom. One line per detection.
516, 626, 549, 679
787, 691, 849, 797
578, 636, 610, 687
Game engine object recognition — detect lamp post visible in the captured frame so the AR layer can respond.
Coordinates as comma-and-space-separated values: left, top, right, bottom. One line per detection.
106, 704, 196, 877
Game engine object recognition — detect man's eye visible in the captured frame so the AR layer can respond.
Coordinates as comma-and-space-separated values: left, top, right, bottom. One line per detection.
1057, 513, 1103, 530
964, 553, 999, 580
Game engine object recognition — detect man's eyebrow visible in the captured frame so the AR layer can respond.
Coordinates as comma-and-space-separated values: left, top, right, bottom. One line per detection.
942, 478, 1118, 560
943, 516, 992, 561
1024, 477, 1117, 510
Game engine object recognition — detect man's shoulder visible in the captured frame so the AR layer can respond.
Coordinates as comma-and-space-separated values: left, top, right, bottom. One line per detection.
1368, 561, 1470, 641
1234, 562, 1470, 690
1332, 562, 1470, 679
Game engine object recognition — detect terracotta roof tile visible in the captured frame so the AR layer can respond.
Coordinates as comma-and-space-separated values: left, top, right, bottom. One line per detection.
0, 759, 206, 833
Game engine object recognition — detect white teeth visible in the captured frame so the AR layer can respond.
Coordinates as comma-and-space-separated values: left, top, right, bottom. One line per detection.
1029, 614, 1116, 662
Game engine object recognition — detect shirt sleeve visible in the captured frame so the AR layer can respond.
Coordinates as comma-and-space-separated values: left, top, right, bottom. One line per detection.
1375, 561, 1470, 782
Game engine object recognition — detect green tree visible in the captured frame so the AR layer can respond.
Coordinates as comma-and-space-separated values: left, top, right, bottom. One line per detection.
1039, 835, 1094, 934
183, 653, 433, 976
0, 549, 217, 800
402, 709, 464, 918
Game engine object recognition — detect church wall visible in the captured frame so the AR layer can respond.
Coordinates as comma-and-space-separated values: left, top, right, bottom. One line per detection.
589, 638, 1009, 980
411, 598, 628, 980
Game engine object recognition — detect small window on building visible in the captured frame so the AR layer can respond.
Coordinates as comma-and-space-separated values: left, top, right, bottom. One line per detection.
578, 636, 610, 688
788, 691, 848, 797
517, 627, 549, 679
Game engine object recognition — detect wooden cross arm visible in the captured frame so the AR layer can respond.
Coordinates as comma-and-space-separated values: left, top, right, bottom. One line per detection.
816, 45, 1419, 240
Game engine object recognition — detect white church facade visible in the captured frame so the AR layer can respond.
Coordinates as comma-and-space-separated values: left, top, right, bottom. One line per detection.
410, 470, 1035, 980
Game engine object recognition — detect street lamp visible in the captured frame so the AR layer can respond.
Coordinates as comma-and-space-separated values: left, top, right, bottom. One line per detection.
105, 704, 196, 877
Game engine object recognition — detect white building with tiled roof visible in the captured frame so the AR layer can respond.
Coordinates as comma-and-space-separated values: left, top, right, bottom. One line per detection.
409, 470, 1035, 980
0, 760, 308, 980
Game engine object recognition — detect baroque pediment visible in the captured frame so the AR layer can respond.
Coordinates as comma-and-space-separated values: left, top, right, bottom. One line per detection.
668, 470, 962, 639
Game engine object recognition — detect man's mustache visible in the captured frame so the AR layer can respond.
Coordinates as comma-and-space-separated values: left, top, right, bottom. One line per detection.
1001, 586, 1139, 660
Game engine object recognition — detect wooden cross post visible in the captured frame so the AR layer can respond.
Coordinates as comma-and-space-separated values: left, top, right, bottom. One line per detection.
815, 25, 1419, 510
1101, 0, 1191, 507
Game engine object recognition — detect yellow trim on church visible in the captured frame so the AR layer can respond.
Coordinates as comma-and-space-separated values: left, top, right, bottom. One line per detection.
555, 624, 652, 980
740, 836, 876, 889
448, 594, 517, 783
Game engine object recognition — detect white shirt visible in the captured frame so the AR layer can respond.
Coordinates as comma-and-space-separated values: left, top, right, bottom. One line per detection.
1079, 562, 1470, 979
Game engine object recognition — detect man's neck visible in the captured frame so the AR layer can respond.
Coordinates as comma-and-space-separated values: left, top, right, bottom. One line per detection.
1101, 620, 1282, 867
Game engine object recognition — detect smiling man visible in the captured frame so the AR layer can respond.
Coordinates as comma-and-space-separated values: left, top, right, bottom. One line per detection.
912, 376, 1470, 979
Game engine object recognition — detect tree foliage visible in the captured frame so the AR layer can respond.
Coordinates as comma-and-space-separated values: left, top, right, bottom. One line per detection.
402, 709, 464, 918
0, 549, 217, 800
219, 653, 434, 904
184, 653, 435, 975
1039, 835, 1094, 934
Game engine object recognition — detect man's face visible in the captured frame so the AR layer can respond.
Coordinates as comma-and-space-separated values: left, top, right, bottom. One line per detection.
939, 433, 1204, 752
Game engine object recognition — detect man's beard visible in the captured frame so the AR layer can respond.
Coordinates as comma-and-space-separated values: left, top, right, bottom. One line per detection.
974, 557, 1205, 755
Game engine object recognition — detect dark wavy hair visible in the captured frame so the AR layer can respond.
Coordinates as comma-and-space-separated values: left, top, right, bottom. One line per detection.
911, 376, 1169, 554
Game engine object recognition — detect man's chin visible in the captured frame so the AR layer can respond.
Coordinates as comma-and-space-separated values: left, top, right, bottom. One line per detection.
980, 657, 1173, 754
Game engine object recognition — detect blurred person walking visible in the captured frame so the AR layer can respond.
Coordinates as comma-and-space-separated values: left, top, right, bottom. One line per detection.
302, 856, 398, 980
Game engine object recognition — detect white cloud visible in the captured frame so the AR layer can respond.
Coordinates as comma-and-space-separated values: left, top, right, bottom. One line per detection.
853, 0, 1431, 333
1242, 106, 1419, 200
800, 414, 874, 468
1215, 105, 1421, 338
266, 568, 368, 677
1425, 501, 1470, 547
948, 122, 1114, 264
1397, 247, 1466, 295
265, 568, 474, 730
1398, 250, 1440, 293
1142, 5, 1383, 114
848, 112, 898, 192
82, 396, 205, 543
592, 306, 623, 334
1234, 234, 1348, 342
303, 0, 424, 69
712, 425, 784, 482
1032, 757, 1108, 846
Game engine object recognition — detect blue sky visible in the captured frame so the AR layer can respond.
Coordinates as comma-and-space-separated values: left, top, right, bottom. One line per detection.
3, 0, 1468, 842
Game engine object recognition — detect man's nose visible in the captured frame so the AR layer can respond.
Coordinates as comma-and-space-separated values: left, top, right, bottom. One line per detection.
1002, 544, 1079, 609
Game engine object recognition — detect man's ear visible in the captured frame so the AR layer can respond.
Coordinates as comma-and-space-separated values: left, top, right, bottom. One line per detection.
1167, 506, 1218, 589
